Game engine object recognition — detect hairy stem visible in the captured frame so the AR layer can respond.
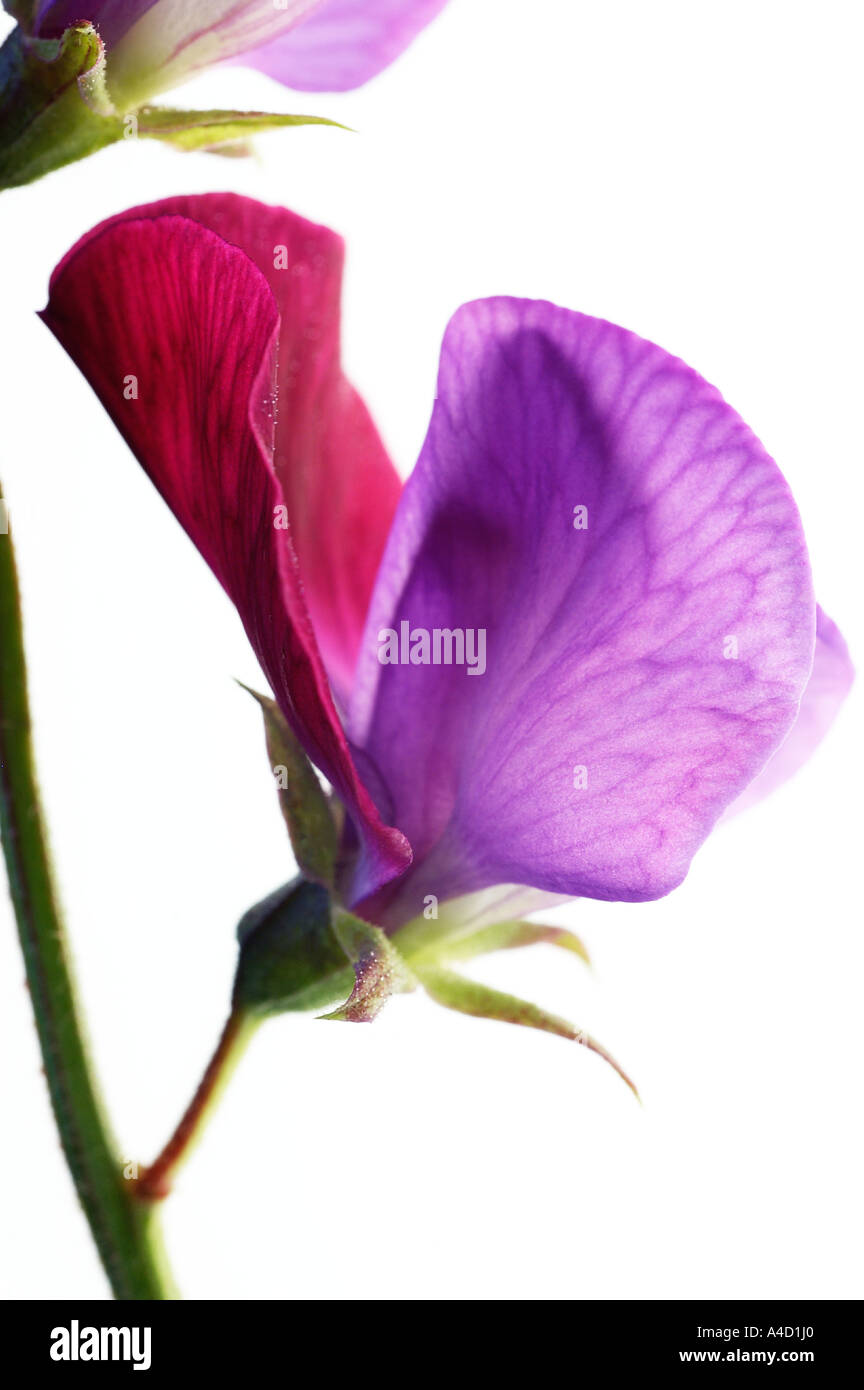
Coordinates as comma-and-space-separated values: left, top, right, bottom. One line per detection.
0, 486, 175, 1299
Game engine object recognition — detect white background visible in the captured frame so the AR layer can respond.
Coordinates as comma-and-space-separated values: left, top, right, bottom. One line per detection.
1, 0, 862, 1300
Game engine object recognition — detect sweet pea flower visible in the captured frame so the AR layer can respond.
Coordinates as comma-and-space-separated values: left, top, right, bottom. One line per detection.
41, 194, 852, 1085
0, 1, 448, 187
26, 0, 449, 102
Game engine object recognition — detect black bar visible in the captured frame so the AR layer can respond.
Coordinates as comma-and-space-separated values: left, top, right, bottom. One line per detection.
0, 1299, 858, 1374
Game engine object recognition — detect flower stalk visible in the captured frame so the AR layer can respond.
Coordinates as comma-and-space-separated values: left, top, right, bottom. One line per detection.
0, 483, 175, 1299
136, 1010, 259, 1202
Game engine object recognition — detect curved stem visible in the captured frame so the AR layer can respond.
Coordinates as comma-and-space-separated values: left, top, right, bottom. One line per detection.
137, 1010, 259, 1201
0, 486, 175, 1300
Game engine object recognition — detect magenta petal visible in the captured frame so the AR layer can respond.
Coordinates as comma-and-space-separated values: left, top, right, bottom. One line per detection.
99, 193, 401, 706
242, 0, 449, 92
350, 298, 815, 922
725, 605, 853, 816
41, 212, 410, 900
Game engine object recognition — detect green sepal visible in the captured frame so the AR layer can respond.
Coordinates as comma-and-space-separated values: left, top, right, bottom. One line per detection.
240, 683, 338, 888
75, 38, 114, 118
0, 19, 346, 191
395, 914, 590, 969
134, 105, 347, 152
442, 920, 590, 965
323, 911, 416, 1023
232, 880, 415, 1025
233, 880, 354, 1018
416, 965, 638, 1098
0, 23, 123, 189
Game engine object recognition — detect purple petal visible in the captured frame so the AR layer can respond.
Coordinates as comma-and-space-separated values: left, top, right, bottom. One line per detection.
32, 1, 447, 99
349, 298, 815, 924
44, 2, 321, 105
725, 605, 853, 816
33, 2, 157, 46
241, 0, 449, 92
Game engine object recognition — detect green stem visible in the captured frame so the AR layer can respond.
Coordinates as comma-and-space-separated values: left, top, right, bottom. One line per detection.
0, 485, 175, 1300
137, 1009, 258, 1202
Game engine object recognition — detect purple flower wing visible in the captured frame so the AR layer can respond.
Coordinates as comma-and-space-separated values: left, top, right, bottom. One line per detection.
241, 0, 449, 92
725, 604, 853, 816
32, 1, 447, 103
33, 2, 157, 46
35, 1, 447, 98
34, 3, 325, 104
349, 298, 815, 923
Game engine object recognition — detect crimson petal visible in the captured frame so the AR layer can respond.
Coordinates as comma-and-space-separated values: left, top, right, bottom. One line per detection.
42, 210, 410, 899
122, 193, 401, 707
